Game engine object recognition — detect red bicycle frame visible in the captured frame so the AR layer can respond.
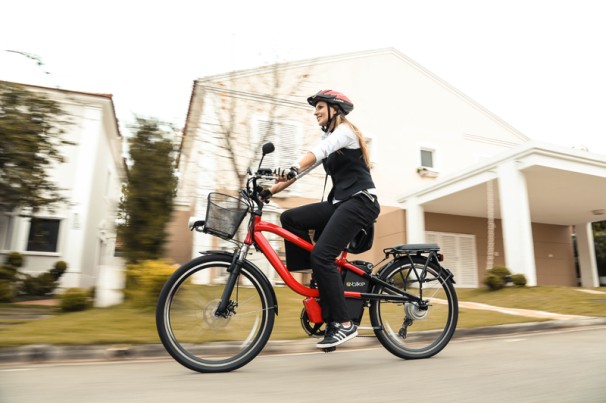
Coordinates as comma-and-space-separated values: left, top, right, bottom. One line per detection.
243, 215, 369, 299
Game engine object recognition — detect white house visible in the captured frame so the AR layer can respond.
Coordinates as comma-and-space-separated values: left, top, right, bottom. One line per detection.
167, 48, 605, 288
0, 81, 126, 306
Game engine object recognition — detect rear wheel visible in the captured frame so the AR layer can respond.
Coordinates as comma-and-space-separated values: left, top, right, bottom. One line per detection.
156, 254, 276, 372
370, 256, 458, 359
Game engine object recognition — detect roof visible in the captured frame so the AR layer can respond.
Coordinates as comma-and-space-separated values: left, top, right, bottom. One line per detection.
398, 141, 606, 225
0, 80, 122, 138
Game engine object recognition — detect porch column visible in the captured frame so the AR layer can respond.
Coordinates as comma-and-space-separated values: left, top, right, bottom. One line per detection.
575, 222, 599, 287
497, 160, 537, 286
404, 197, 426, 244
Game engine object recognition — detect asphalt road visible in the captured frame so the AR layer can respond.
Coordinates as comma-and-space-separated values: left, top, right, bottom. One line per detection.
1, 326, 605, 403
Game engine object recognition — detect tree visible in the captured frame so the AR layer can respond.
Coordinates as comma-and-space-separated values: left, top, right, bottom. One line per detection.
203, 62, 313, 188
118, 117, 178, 263
0, 82, 72, 213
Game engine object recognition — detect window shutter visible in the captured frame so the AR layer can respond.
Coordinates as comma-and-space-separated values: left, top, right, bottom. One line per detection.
425, 231, 478, 287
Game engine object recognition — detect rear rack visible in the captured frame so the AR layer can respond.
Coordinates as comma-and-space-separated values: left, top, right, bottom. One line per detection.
384, 243, 444, 263
383, 243, 453, 283
384, 243, 440, 255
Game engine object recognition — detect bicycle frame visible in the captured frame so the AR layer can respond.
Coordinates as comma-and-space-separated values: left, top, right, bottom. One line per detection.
242, 214, 423, 305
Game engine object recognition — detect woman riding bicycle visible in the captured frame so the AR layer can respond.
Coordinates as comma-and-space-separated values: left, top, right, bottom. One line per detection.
262, 90, 380, 349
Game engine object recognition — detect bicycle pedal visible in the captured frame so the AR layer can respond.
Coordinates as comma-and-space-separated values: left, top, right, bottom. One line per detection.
322, 347, 336, 353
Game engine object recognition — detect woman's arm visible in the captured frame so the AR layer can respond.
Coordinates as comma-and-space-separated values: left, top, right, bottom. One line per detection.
270, 152, 317, 195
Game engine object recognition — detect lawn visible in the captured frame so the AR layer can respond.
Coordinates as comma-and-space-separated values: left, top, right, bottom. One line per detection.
0, 286, 604, 348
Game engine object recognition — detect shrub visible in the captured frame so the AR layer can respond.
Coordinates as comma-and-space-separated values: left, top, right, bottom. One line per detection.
124, 260, 175, 309
483, 272, 505, 291
5, 252, 24, 269
0, 252, 25, 302
0, 265, 18, 281
60, 288, 92, 312
511, 273, 527, 287
489, 265, 511, 282
0, 279, 16, 302
19, 272, 58, 297
50, 261, 68, 281
18, 260, 68, 298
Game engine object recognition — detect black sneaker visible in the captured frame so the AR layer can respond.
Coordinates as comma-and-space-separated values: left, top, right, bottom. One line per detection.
316, 322, 358, 348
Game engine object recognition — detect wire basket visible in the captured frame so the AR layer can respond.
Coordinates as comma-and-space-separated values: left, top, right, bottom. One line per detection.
203, 192, 249, 240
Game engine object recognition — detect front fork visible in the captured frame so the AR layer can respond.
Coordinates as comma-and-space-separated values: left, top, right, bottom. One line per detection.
214, 245, 250, 317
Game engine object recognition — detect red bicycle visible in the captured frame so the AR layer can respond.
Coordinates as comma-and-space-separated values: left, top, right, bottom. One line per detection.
156, 143, 458, 373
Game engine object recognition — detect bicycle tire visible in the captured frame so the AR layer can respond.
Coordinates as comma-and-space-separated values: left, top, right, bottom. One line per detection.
369, 255, 458, 359
156, 254, 276, 373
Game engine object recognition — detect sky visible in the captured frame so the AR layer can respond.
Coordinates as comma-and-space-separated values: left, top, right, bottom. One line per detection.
1, 0, 606, 155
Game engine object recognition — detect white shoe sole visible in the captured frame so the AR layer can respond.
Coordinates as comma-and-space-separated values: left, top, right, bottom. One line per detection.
315, 330, 358, 348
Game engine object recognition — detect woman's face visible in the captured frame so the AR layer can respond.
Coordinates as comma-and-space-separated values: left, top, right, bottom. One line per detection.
314, 101, 335, 127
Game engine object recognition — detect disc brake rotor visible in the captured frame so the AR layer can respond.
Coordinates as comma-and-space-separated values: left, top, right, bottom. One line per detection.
203, 299, 232, 328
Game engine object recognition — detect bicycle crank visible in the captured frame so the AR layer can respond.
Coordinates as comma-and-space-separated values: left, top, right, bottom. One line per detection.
300, 308, 326, 337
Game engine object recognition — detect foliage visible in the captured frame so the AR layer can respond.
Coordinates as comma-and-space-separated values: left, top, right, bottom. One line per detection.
483, 266, 527, 290
511, 273, 528, 287
5, 251, 25, 268
0, 82, 73, 213
117, 117, 178, 263
60, 288, 93, 312
483, 266, 511, 291
124, 260, 175, 309
50, 260, 68, 280
0, 264, 18, 281
19, 272, 57, 296
0, 280, 16, 302
0, 252, 25, 301
483, 272, 505, 291
489, 265, 511, 280
17, 259, 68, 297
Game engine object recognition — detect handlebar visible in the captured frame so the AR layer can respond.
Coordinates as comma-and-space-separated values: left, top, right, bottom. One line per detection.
244, 168, 275, 211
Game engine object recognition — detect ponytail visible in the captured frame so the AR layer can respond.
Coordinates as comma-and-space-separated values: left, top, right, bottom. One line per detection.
335, 115, 371, 168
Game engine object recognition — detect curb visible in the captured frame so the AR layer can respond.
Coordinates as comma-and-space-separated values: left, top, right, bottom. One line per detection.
2, 317, 605, 365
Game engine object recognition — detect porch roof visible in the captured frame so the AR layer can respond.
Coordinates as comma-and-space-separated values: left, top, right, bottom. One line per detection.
397, 141, 606, 226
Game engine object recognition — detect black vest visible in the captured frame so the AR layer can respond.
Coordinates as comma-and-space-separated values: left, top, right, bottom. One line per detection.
322, 148, 375, 202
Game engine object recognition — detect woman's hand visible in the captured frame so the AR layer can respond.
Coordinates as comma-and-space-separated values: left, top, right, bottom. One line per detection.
275, 166, 299, 182
259, 188, 272, 202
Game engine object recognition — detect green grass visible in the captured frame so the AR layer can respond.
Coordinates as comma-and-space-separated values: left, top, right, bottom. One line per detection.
0, 286, 604, 348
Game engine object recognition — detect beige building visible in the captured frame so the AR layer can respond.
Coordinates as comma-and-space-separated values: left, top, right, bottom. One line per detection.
166, 48, 605, 288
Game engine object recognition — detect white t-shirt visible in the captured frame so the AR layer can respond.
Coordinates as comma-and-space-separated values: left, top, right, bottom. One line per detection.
309, 124, 359, 162
304, 124, 376, 202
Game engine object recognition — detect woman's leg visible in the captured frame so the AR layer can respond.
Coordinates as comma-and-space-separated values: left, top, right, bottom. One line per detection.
280, 201, 335, 271
311, 195, 380, 323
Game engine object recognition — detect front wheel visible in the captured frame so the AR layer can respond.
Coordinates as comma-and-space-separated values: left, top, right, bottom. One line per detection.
370, 256, 458, 359
156, 254, 276, 373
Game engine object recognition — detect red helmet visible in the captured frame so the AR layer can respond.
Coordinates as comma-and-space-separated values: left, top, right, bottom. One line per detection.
307, 90, 354, 115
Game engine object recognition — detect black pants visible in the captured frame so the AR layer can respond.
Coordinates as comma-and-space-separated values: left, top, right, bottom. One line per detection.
280, 193, 380, 323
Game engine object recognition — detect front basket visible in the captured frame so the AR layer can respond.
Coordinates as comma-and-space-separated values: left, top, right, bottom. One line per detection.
203, 192, 249, 240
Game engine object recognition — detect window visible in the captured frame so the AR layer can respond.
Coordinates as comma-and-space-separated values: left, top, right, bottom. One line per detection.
417, 146, 439, 178
420, 148, 435, 168
27, 218, 61, 252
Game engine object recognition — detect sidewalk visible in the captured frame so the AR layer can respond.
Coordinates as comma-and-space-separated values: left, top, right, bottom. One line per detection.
1, 298, 605, 365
